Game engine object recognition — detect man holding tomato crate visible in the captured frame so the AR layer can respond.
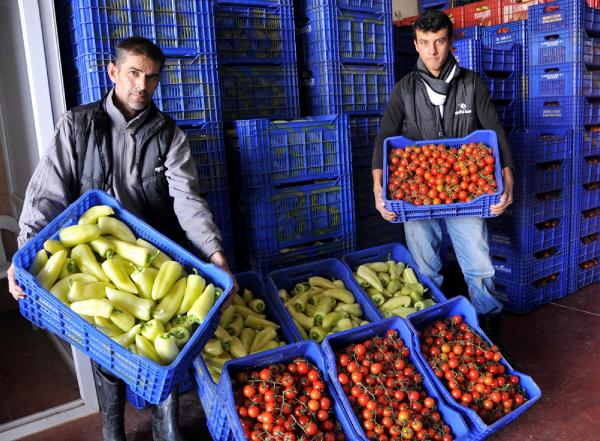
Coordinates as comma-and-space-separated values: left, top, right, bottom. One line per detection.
372, 11, 515, 350
7, 37, 237, 441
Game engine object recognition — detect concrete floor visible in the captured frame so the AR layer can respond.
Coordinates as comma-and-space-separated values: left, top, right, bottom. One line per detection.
12, 282, 600, 441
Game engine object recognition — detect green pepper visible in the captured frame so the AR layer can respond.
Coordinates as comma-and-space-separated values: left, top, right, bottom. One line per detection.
229, 335, 248, 358
251, 340, 279, 354
171, 326, 191, 348
386, 306, 416, 318
111, 256, 137, 276
334, 303, 363, 318
59, 224, 101, 247
177, 271, 206, 314
242, 289, 253, 305
70, 298, 113, 318
106, 287, 153, 321
205, 356, 232, 371
226, 314, 244, 337
234, 305, 266, 319
232, 295, 245, 306
323, 311, 347, 329
334, 318, 353, 332
240, 328, 255, 352
68, 281, 111, 302
249, 298, 265, 314
203, 339, 224, 356
402, 268, 419, 285
308, 277, 337, 290
293, 319, 310, 339
290, 291, 309, 312
135, 334, 162, 364
169, 314, 194, 331
309, 326, 329, 342
71, 244, 110, 282
292, 282, 308, 295
151, 260, 183, 300
136, 238, 172, 269
50, 273, 97, 304
423, 299, 436, 307
357, 265, 384, 292
369, 292, 385, 307
289, 309, 314, 331
30, 249, 49, 276
154, 332, 180, 364
43, 239, 66, 255
130, 267, 158, 299
214, 326, 232, 351
36, 249, 67, 290
110, 309, 136, 332
378, 272, 391, 287
321, 288, 354, 304
153, 277, 186, 323
78, 205, 115, 225
249, 327, 277, 353
386, 280, 402, 297
58, 258, 78, 279
97, 216, 136, 243
413, 301, 426, 311
111, 323, 142, 347
382, 296, 412, 311
187, 283, 214, 324
89, 237, 115, 259
110, 238, 152, 268
102, 258, 138, 294
141, 318, 165, 342
313, 297, 336, 326
218, 306, 236, 328
278, 289, 289, 302
388, 260, 398, 280
305, 303, 316, 317
244, 314, 280, 331
94, 316, 123, 337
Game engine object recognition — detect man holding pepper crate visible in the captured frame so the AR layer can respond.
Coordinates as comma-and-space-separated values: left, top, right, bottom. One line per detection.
372, 11, 515, 351
7, 37, 237, 441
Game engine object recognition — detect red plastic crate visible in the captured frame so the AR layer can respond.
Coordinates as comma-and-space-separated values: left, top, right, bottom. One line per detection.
444, 6, 465, 29
463, 0, 503, 27
502, 0, 539, 23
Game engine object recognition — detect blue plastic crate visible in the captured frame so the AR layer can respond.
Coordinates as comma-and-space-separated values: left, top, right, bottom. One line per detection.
303, 61, 393, 115
218, 63, 300, 121
453, 25, 484, 41
568, 236, 600, 293
214, 4, 296, 64
232, 115, 351, 188
299, 2, 393, 65
495, 99, 523, 129
584, 101, 600, 126
528, 29, 600, 67
507, 186, 569, 225
75, 53, 221, 122
407, 297, 542, 435
420, 0, 450, 11
383, 130, 503, 223
342, 242, 447, 316
13, 190, 234, 404
321, 317, 472, 441
349, 115, 381, 169
126, 372, 193, 410
484, 20, 527, 48
452, 39, 519, 73
67, 0, 216, 56
580, 130, 600, 184
528, 0, 600, 34
217, 340, 359, 440
528, 62, 600, 99
266, 258, 381, 341
483, 72, 519, 101
527, 96, 585, 127
191, 271, 297, 437
203, 188, 234, 264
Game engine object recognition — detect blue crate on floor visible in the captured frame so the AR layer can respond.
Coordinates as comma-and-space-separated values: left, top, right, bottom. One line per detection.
528, 62, 600, 99
265, 258, 382, 341
76, 53, 221, 123
568, 236, 600, 293
219, 63, 300, 121
495, 99, 523, 129
507, 186, 569, 226
231, 115, 350, 188
213, 3, 296, 65
349, 115, 381, 168
65, 0, 217, 56
302, 61, 393, 116
383, 131, 503, 223
407, 297, 542, 432
528, 0, 600, 35
453, 25, 484, 41
217, 340, 359, 440
528, 29, 600, 67
13, 190, 234, 404
321, 316, 472, 441
527, 96, 586, 127
483, 72, 519, 101
452, 39, 519, 74
237, 176, 355, 254
298, 1, 393, 65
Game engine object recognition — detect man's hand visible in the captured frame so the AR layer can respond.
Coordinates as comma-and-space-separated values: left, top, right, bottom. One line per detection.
209, 251, 238, 309
490, 167, 514, 216
8, 264, 25, 300
373, 169, 397, 222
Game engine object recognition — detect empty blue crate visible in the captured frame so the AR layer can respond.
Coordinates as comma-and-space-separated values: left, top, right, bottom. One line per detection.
12, 190, 234, 404
181, 122, 227, 194
214, 3, 296, 64
303, 61, 393, 115
383, 130, 503, 223
495, 99, 522, 129
483, 72, 519, 101
66, 0, 216, 56
300, 1, 393, 65
528, 0, 600, 34
528, 96, 585, 127
452, 39, 518, 74
232, 115, 351, 188
350, 116, 381, 168
76, 53, 221, 122
219, 63, 300, 121
484, 20, 527, 48
529, 29, 600, 67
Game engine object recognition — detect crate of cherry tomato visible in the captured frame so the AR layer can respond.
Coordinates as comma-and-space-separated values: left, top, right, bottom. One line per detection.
407, 296, 542, 438
383, 130, 503, 222
321, 317, 472, 441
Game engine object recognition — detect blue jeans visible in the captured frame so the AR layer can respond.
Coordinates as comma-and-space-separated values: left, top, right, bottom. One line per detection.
403, 217, 503, 315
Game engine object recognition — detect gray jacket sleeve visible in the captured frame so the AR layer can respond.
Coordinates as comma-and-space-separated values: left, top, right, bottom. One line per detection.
17, 112, 78, 248
164, 127, 224, 260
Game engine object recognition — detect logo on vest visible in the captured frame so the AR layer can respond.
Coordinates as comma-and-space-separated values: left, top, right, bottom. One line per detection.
455, 102, 472, 115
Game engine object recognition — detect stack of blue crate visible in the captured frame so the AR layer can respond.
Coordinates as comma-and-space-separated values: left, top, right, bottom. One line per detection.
296, 0, 401, 249
56, 0, 236, 267
393, 25, 418, 82
213, 0, 300, 122
525, 0, 600, 293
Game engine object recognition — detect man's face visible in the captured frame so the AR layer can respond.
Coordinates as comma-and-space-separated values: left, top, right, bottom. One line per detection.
107, 53, 161, 117
414, 28, 451, 76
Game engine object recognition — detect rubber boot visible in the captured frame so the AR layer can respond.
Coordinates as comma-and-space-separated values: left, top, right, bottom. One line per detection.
92, 362, 127, 441
152, 390, 186, 441
478, 314, 522, 370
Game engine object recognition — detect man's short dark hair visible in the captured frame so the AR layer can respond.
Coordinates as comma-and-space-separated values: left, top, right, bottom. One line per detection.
114, 37, 166, 71
413, 9, 453, 40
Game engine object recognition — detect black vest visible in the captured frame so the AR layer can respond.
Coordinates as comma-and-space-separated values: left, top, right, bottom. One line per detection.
398, 69, 480, 141
70, 95, 187, 245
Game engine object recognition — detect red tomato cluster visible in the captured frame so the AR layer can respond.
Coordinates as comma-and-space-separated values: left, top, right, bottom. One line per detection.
233, 359, 345, 441
387, 142, 498, 205
335, 329, 454, 441
418, 315, 527, 425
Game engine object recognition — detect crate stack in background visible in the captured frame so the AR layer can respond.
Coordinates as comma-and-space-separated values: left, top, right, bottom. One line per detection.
54, 0, 236, 267
525, 0, 600, 293
295, 0, 403, 250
